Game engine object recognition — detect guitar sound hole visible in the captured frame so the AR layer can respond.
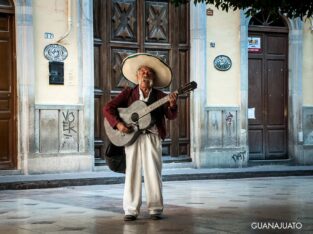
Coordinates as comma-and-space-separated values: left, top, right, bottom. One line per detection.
131, 113, 139, 122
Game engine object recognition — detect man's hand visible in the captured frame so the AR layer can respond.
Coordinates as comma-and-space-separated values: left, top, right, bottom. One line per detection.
169, 93, 178, 108
116, 122, 131, 133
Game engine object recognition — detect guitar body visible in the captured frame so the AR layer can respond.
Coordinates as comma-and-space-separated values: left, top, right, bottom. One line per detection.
104, 100, 152, 146
118, 100, 152, 130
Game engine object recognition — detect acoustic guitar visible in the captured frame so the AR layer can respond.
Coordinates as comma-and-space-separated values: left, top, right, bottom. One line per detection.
104, 81, 197, 146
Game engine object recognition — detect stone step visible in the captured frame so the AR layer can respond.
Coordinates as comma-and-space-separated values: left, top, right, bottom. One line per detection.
0, 170, 22, 176
95, 155, 191, 167
1, 165, 313, 190
248, 159, 295, 167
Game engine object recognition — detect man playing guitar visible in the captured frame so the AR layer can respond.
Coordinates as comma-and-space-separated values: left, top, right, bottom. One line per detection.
103, 53, 177, 221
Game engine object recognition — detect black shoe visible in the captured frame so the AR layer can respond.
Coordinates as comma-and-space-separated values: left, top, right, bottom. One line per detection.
124, 215, 137, 221
150, 214, 162, 220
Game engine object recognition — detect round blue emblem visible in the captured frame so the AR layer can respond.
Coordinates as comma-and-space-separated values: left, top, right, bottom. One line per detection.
213, 55, 232, 71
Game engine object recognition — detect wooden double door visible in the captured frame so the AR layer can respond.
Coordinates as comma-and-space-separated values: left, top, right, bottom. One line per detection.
248, 26, 288, 160
93, 0, 190, 163
0, 4, 16, 169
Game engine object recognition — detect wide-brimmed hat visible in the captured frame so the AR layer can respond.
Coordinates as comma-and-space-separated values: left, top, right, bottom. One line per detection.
121, 53, 172, 88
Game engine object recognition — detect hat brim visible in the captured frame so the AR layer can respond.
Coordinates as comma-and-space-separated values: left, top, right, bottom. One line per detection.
121, 53, 172, 88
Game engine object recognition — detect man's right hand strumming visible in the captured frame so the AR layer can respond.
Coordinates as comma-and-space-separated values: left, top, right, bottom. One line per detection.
116, 122, 131, 133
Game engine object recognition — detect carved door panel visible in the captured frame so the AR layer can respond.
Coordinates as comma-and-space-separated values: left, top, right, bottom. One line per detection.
0, 10, 16, 169
93, 0, 190, 164
248, 29, 288, 160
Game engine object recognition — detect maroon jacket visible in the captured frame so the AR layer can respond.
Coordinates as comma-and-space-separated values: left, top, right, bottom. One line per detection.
103, 85, 177, 140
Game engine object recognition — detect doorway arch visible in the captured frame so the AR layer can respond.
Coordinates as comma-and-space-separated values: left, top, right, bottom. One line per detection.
248, 12, 289, 160
240, 11, 304, 162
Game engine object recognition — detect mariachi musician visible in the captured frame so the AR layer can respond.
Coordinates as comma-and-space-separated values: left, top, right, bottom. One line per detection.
103, 53, 178, 221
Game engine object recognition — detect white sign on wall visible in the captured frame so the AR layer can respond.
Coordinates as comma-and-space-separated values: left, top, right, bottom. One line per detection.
248, 108, 256, 119
248, 37, 261, 52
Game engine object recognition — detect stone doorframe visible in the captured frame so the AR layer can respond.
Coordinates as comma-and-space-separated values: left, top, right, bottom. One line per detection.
15, 0, 35, 173
240, 11, 304, 162
15, 0, 94, 174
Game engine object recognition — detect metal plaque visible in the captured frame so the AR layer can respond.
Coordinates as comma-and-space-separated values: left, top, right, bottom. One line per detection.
44, 44, 68, 62
213, 55, 232, 71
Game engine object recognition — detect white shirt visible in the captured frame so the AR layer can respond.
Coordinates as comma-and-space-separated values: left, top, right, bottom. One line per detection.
139, 88, 158, 135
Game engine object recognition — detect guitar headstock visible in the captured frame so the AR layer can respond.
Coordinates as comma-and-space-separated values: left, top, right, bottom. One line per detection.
177, 81, 197, 95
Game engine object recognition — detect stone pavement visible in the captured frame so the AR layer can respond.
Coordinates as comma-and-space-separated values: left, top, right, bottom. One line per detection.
0, 176, 312, 234
1, 164, 313, 190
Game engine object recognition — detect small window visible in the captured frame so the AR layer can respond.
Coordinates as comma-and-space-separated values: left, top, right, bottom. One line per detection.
249, 11, 287, 27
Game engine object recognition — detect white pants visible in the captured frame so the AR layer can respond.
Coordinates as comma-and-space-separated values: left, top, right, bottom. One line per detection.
123, 133, 163, 216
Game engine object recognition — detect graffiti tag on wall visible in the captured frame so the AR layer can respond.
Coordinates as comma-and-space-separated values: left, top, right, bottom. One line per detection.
225, 112, 233, 136
60, 110, 78, 152
62, 110, 77, 139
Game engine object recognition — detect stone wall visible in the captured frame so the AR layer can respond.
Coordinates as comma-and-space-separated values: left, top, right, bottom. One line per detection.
206, 107, 240, 148
25, 105, 92, 174
35, 105, 84, 153
198, 107, 247, 168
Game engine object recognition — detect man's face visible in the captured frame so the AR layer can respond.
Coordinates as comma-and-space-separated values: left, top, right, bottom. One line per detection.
137, 66, 154, 89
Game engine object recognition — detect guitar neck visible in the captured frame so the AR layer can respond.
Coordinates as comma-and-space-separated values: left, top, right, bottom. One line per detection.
140, 90, 178, 117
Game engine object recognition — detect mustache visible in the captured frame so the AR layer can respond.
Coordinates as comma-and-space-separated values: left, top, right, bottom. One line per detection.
139, 78, 153, 86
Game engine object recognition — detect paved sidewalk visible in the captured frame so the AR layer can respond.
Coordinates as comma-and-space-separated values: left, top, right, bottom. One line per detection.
0, 177, 312, 233
1, 164, 313, 190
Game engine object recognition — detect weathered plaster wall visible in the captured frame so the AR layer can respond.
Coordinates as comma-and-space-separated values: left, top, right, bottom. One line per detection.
33, 0, 79, 104
190, 5, 245, 168
15, 0, 94, 174
206, 6, 241, 106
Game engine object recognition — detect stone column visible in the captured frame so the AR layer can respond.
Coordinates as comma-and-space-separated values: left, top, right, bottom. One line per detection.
190, 3, 207, 168
239, 11, 250, 153
78, 0, 95, 163
286, 18, 304, 162
16, 0, 36, 174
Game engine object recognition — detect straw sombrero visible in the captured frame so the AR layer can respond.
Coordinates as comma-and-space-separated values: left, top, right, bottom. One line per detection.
121, 53, 172, 88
